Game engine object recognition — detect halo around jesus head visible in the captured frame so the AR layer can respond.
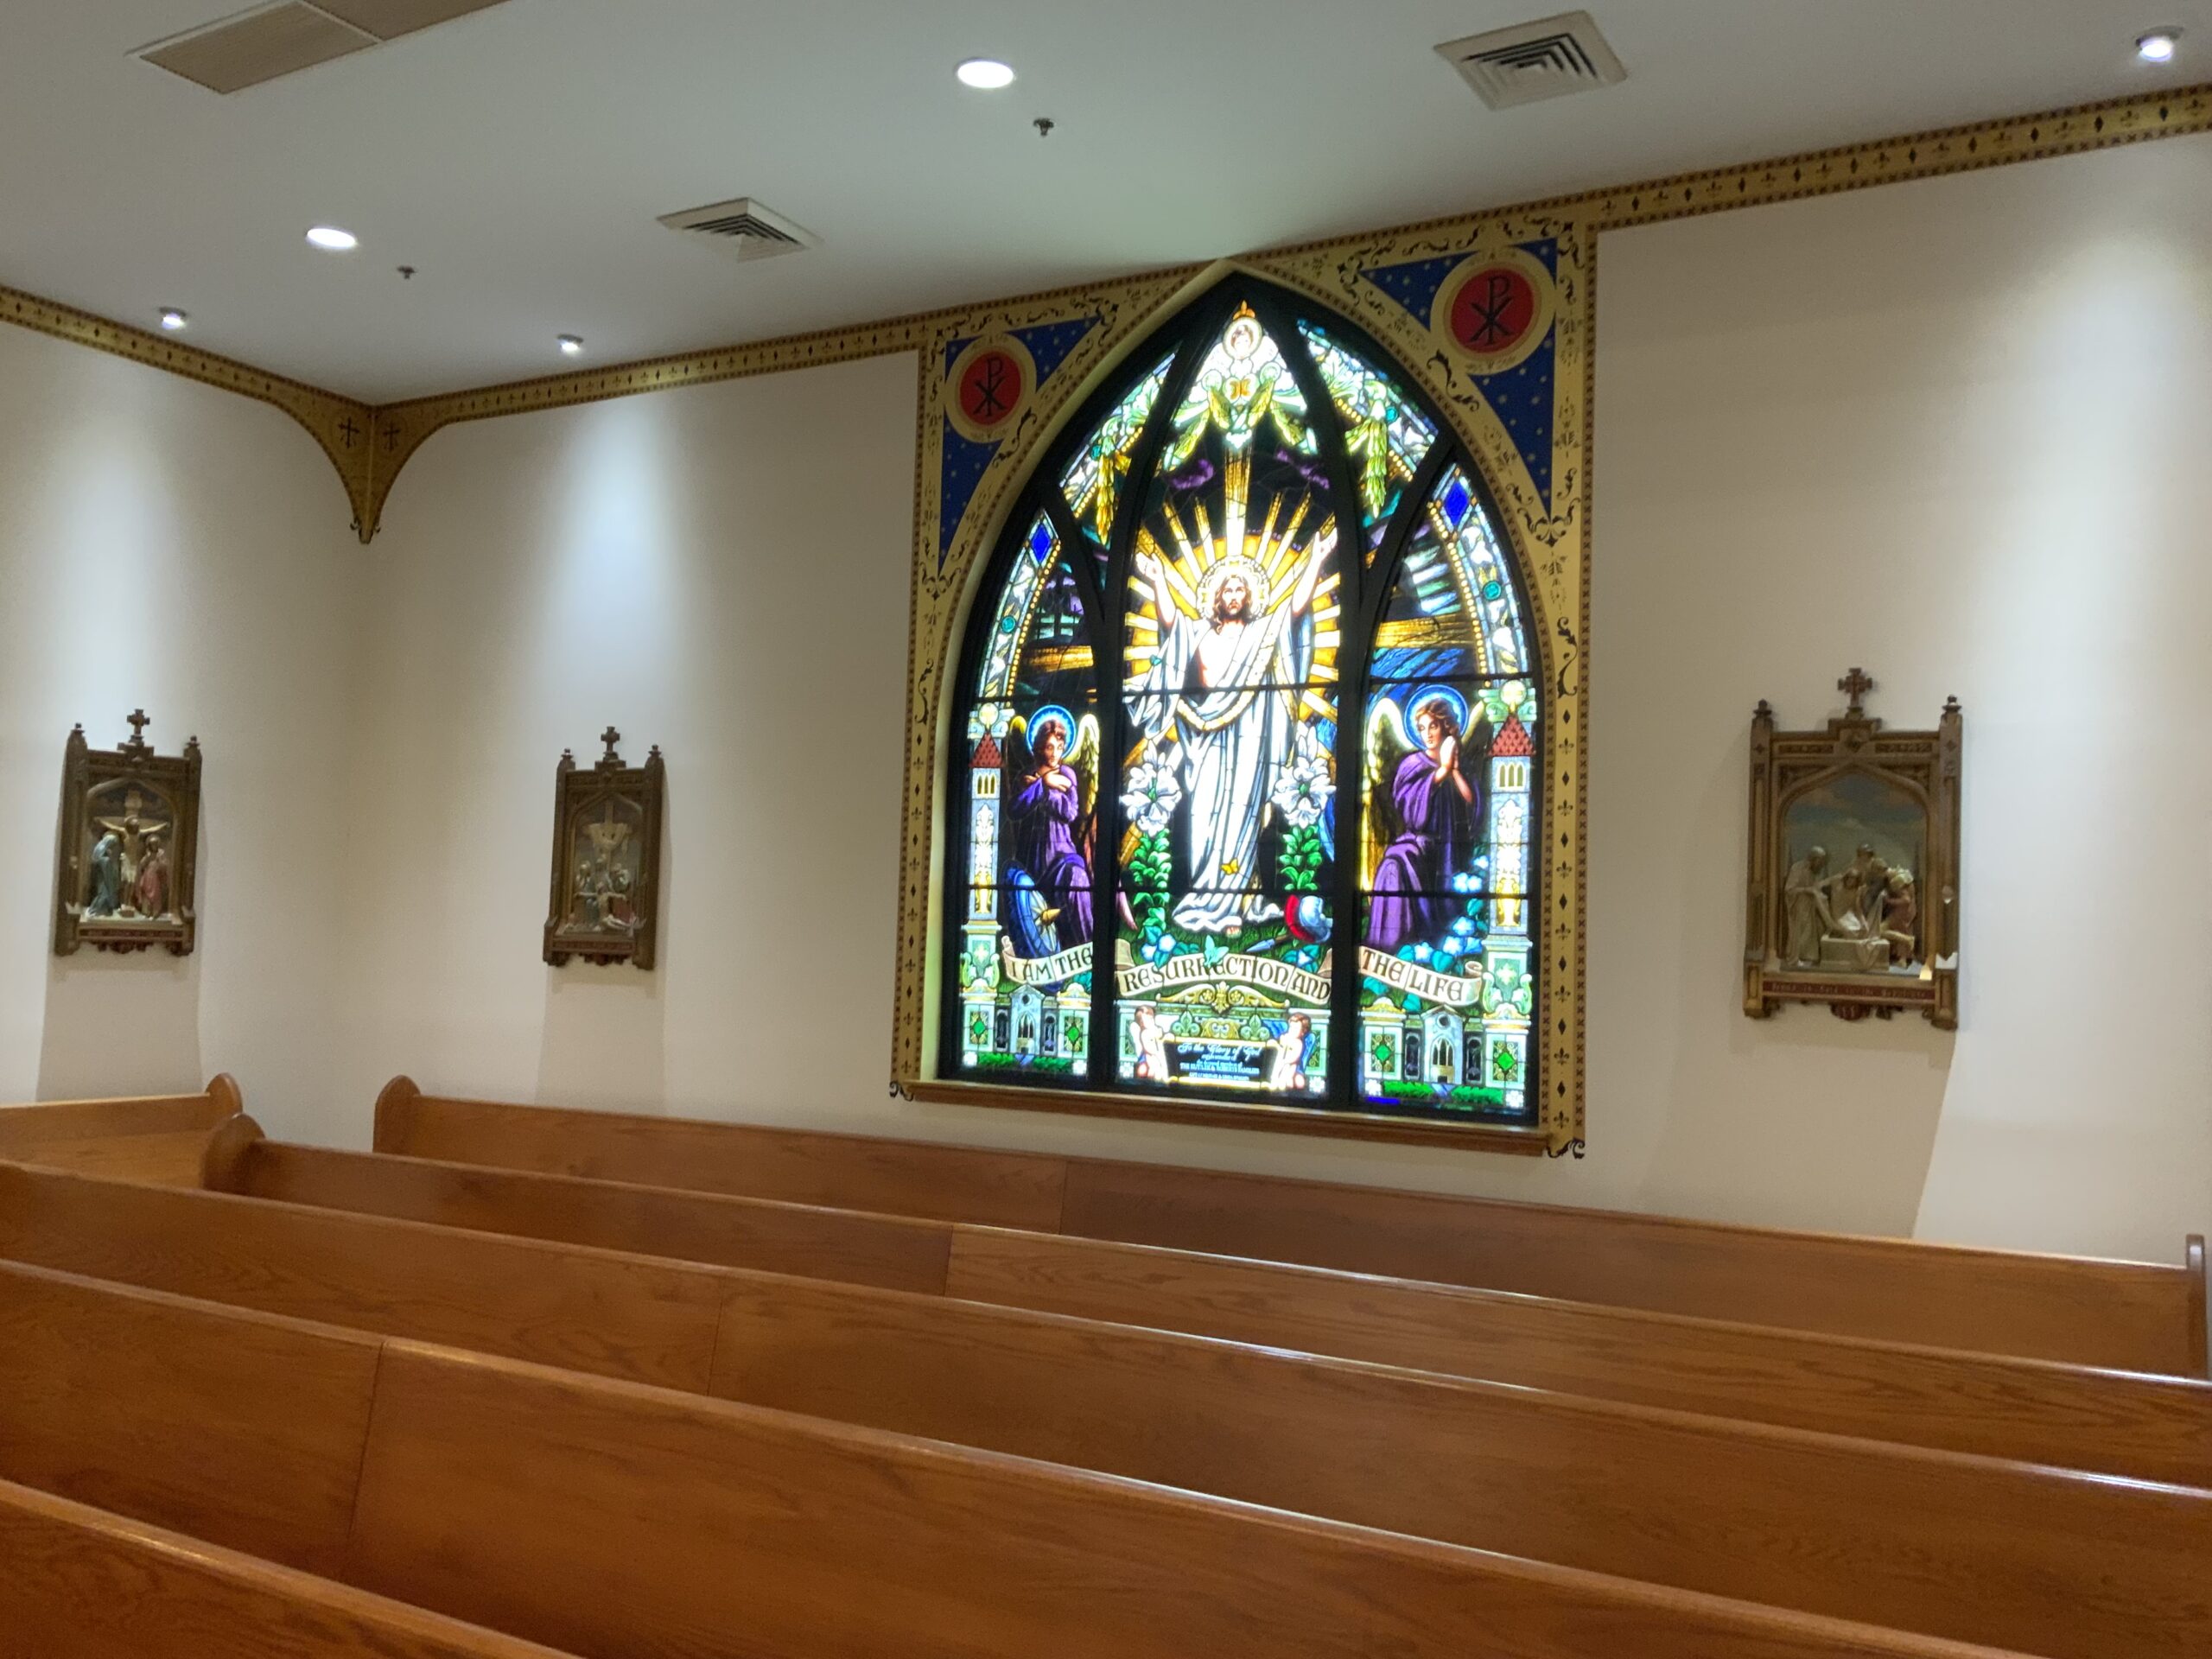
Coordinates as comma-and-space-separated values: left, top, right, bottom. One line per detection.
1198, 555, 1270, 620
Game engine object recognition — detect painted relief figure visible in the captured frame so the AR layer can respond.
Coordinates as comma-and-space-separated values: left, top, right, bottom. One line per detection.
1781, 846, 1832, 968
90, 788, 174, 919
543, 732, 664, 969
1745, 677, 1961, 1027
1778, 779, 1925, 976
569, 799, 644, 933
54, 712, 201, 957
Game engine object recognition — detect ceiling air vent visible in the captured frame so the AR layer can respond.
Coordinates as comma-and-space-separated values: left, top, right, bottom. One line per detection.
1434, 10, 1626, 110
658, 199, 821, 262
137, 0, 510, 93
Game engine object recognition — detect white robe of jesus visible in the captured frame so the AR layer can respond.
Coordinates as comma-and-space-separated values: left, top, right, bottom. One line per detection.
1130, 591, 1313, 932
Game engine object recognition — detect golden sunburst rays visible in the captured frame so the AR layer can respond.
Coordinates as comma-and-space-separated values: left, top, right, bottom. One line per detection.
1415, 480, 1488, 676
1122, 476, 1342, 692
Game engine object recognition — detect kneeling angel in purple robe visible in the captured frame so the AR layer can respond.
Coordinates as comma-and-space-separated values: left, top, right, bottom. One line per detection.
1363, 697, 1481, 953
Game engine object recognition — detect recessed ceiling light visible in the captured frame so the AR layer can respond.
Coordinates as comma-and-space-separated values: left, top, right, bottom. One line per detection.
2137, 27, 2181, 61
157, 308, 188, 332
557, 334, 584, 357
305, 226, 359, 251
956, 57, 1015, 90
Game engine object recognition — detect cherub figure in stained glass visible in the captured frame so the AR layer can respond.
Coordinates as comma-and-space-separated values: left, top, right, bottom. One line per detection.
1160, 304, 1310, 469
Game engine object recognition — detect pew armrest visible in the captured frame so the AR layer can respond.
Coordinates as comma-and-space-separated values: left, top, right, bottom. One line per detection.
2188, 1235, 2208, 1382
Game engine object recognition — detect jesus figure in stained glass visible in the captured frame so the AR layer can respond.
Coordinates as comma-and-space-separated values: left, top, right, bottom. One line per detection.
1129, 532, 1328, 933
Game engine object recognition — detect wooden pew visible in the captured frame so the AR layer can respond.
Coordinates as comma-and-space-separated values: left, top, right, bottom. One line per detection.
0, 1255, 2045, 1659
15, 1155, 2212, 1607
0, 1477, 575, 1659
221, 1114, 950, 1294
0, 1073, 241, 1185
183, 1131, 2212, 1485
372, 1079, 2212, 1376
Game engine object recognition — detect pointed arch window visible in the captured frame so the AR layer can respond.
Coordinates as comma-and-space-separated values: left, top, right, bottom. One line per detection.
945, 282, 1540, 1130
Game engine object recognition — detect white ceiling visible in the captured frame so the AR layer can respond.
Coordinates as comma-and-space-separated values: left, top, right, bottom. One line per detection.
3, 0, 2205, 403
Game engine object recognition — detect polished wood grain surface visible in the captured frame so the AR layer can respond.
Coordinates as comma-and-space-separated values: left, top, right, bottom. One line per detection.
0, 1477, 575, 1659
224, 1137, 955, 1294
10, 1148, 2198, 1646
1056, 1160, 2205, 1374
0, 1244, 2040, 1659
0, 1075, 238, 1186
346, 1342, 2046, 1659
0, 1258, 378, 1576
372, 1082, 2204, 1375
378, 1076, 1067, 1228
168, 1131, 2212, 1485
946, 1225, 2212, 1484
708, 1275, 2212, 1659
0, 1160, 725, 1391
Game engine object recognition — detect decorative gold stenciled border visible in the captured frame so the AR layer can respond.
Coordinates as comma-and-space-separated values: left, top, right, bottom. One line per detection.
4, 79, 2202, 546
0, 286, 379, 532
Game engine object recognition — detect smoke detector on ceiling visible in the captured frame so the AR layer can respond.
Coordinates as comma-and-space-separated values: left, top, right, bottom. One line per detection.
1434, 10, 1626, 110
658, 198, 821, 262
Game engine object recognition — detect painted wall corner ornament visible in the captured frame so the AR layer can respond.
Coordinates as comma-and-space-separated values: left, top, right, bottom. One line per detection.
53, 710, 202, 957
1743, 669, 1961, 1028
543, 728, 664, 969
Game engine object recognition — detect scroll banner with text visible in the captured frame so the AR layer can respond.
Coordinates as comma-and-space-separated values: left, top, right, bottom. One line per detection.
1001, 944, 1092, 987
1357, 948, 1484, 1007
1112, 948, 1484, 1009
1116, 951, 1330, 1006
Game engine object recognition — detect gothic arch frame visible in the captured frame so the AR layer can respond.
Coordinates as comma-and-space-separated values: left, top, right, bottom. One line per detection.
897, 232, 1592, 1156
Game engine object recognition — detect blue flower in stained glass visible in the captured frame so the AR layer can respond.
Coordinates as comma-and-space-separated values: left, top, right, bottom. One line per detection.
1440, 479, 1471, 526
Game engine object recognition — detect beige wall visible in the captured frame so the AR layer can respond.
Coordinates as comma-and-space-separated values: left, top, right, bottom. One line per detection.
5, 130, 2208, 1262
1587, 133, 2212, 1259
0, 325, 363, 1118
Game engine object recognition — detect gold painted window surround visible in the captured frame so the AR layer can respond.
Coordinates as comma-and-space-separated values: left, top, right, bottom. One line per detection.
7, 82, 2206, 1159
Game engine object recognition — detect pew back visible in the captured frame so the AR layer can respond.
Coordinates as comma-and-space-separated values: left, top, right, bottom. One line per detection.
183, 1137, 2212, 1486
0, 1074, 240, 1185
15, 1150, 2212, 1638
0, 1255, 380, 1577
242, 1122, 950, 1294
372, 1080, 2209, 1376
0, 1254, 2037, 1659
0, 1477, 575, 1659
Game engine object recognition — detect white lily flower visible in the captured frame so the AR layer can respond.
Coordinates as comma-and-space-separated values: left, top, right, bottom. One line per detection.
1121, 763, 1183, 836
1269, 755, 1334, 829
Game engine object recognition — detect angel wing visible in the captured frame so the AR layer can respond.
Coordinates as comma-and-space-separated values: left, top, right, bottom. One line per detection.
1065, 714, 1102, 854
1362, 696, 1417, 890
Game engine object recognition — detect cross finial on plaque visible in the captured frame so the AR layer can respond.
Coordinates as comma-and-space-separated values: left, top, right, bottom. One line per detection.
124, 709, 151, 749
1837, 667, 1875, 715
599, 727, 622, 765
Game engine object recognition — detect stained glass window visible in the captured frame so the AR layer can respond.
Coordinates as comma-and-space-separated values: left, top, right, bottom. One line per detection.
946, 283, 1540, 1127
